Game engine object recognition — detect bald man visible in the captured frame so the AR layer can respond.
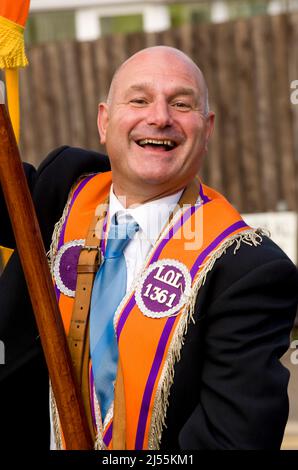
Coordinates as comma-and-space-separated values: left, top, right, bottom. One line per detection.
0, 47, 297, 451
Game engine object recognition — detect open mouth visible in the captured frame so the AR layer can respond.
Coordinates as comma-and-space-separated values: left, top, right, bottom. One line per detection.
136, 138, 177, 152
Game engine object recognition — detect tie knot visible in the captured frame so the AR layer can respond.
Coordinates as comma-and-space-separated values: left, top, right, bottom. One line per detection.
105, 219, 139, 258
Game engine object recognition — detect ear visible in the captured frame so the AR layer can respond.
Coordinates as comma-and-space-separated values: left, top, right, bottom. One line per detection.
204, 111, 215, 151
97, 102, 109, 144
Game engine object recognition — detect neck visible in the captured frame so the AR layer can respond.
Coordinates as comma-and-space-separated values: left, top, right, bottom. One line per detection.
112, 184, 185, 208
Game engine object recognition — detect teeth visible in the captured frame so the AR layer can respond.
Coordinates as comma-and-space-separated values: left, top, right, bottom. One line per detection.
138, 139, 175, 147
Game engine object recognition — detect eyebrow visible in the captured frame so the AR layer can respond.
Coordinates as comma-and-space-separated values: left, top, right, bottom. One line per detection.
124, 83, 198, 100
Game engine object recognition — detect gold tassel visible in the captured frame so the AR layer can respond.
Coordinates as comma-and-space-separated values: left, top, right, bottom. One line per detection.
5, 68, 20, 142
0, 15, 29, 141
0, 16, 28, 69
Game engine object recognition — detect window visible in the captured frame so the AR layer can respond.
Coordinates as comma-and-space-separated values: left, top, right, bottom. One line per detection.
100, 14, 143, 36
25, 11, 76, 46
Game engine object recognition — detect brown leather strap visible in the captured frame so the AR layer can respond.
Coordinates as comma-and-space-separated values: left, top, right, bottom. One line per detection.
161, 177, 201, 230
178, 177, 201, 209
81, 320, 94, 436
77, 264, 99, 274
113, 360, 126, 450
67, 208, 107, 441
68, 212, 106, 386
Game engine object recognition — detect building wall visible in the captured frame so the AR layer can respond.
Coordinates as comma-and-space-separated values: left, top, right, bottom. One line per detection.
26, 1, 298, 44
19, 13, 298, 216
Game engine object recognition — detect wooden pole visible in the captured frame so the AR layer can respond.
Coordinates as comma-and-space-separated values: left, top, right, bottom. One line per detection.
0, 103, 93, 450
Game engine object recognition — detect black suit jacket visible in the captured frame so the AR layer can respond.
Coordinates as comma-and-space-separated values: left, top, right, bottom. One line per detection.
0, 146, 297, 450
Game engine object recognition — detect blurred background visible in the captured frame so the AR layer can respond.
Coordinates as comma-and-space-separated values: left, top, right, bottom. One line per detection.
0, 0, 297, 449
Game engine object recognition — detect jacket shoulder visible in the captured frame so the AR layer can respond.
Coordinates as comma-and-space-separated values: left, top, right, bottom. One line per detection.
0, 162, 37, 248
198, 234, 298, 309
33, 146, 110, 249
36, 145, 110, 179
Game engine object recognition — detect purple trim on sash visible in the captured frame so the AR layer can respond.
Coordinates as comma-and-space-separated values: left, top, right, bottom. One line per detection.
151, 205, 197, 263
134, 219, 248, 449
190, 220, 248, 279
103, 422, 113, 447
199, 183, 211, 203
100, 213, 108, 256
135, 316, 176, 449
90, 366, 96, 426
54, 284, 60, 301
58, 175, 94, 251
116, 296, 135, 340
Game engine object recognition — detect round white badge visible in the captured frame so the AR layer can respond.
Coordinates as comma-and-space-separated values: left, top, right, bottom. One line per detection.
135, 259, 192, 318
53, 239, 85, 297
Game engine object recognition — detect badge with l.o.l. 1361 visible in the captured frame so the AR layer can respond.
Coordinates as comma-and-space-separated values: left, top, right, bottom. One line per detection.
135, 259, 191, 318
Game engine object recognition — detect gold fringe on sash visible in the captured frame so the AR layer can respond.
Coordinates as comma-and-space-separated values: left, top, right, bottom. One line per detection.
50, 383, 63, 450
148, 228, 265, 449
94, 397, 114, 450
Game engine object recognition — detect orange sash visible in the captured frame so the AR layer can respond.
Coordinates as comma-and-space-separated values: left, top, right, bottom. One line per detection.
50, 171, 262, 449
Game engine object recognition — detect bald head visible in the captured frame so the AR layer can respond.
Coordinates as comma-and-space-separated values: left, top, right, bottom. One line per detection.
107, 46, 209, 115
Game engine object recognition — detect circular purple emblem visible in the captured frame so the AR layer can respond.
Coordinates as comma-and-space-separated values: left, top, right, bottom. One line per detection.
135, 259, 191, 318
53, 240, 85, 297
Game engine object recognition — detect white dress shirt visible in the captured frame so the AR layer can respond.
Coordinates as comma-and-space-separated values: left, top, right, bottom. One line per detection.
108, 185, 183, 291
50, 185, 183, 449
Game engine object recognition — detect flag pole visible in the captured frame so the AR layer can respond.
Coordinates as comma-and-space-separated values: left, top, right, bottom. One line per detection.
0, 102, 93, 450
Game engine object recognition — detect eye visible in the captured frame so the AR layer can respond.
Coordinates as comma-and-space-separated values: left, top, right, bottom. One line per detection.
171, 101, 192, 111
129, 98, 148, 107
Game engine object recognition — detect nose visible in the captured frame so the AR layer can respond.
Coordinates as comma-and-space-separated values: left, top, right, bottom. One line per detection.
146, 99, 173, 128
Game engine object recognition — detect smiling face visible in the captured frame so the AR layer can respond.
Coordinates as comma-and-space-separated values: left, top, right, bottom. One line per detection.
98, 47, 215, 206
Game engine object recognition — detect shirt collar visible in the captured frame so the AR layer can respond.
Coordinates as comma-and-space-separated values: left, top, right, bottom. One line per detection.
108, 185, 183, 245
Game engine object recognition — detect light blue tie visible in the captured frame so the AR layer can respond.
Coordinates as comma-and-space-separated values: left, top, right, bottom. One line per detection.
90, 216, 139, 421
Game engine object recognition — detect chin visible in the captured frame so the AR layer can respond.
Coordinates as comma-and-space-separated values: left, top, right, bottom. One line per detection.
133, 169, 173, 186
132, 161, 178, 182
